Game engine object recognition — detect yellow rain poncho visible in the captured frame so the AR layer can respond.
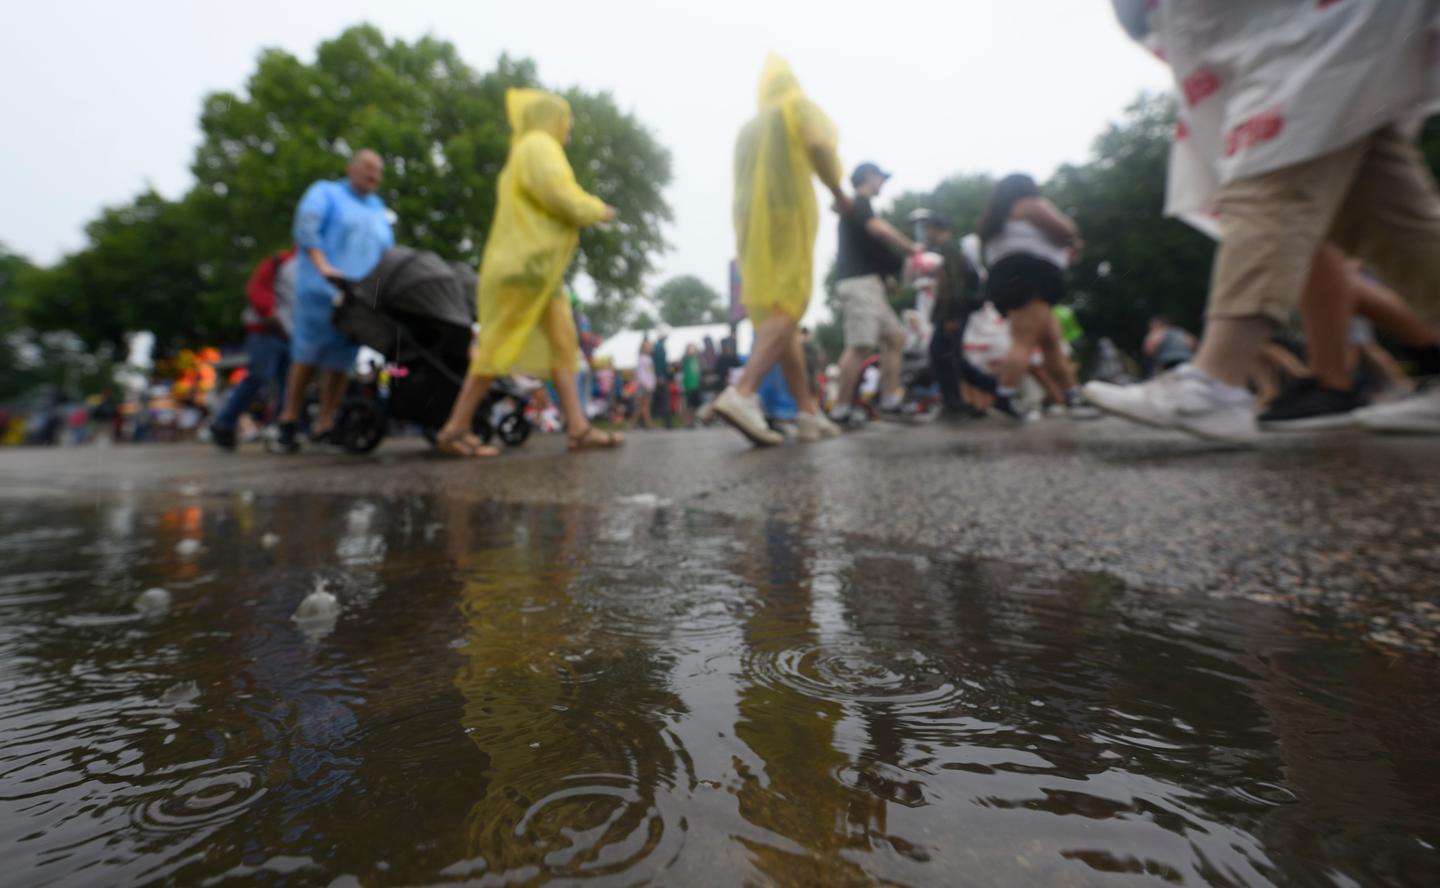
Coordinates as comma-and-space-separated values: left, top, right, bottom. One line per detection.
733, 55, 842, 322
471, 89, 609, 378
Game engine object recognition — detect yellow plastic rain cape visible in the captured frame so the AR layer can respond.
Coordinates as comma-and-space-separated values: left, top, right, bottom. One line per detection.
470, 88, 608, 378
733, 55, 841, 322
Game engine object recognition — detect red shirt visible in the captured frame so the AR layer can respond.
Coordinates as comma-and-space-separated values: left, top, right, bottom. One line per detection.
245, 248, 297, 334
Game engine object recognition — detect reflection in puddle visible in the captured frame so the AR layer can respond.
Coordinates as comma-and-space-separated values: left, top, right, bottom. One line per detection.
0, 493, 1436, 885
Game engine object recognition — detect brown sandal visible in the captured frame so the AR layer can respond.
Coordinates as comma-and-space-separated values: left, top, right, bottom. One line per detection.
436, 429, 499, 459
567, 425, 625, 451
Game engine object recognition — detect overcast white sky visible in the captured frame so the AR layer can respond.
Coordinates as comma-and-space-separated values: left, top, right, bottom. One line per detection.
1, 0, 1170, 314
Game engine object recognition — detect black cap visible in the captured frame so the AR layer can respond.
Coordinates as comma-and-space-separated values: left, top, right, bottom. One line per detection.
850, 162, 891, 187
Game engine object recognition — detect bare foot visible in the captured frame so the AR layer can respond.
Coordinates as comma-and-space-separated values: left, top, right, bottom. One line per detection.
436, 429, 499, 458
567, 425, 625, 451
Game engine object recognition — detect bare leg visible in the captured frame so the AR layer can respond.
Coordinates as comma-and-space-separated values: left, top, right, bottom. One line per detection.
735, 313, 798, 398
1030, 364, 1065, 405
1193, 318, 1276, 388
1353, 273, 1440, 348
315, 370, 348, 432
777, 329, 818, 415
833, 346, 871, 410
1250, 356, 1282, 407
550, 371, 588, 431
1037, 314, 1077, 393
637, 390, 652, 428
278, 363, 316, 425
440, 374, 496, 439
536, 294, 624, 448
878, 331, 905, 403
998, 301, 1049, 390
1298, 245, 1355, 390
1358, 342, 1413, 390
963, 381, 992, 410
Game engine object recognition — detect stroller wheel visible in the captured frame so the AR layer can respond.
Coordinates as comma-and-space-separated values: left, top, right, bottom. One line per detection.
335, 398, 386, 454
497, 413, 531, 447
474, 415, 495, 445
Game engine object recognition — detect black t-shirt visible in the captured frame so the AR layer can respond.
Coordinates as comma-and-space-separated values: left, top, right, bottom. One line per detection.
836, 197, 902, 281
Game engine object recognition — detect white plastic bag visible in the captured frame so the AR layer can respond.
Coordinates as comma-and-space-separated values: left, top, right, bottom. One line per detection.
1116, 0, 1440, 225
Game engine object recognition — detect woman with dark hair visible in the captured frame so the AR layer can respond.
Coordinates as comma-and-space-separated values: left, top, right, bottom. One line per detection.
976, 174, 1094, 419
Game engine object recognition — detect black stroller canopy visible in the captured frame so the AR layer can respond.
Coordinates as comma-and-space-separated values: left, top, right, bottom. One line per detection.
350, 247, 476, 329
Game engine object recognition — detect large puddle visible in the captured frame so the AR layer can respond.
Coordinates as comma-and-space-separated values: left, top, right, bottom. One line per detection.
1, 492, 1437, 885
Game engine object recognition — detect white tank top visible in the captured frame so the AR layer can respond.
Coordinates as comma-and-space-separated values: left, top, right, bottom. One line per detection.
984, 219, 1069, 269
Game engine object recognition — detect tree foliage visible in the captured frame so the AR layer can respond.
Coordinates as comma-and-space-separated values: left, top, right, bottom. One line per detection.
16, 26, 672, 357
654, 274, 725, 326
883, 173, 996, 241
1, 244, 118, 402
1050, 93, 1216, 353
883, 93, 1215, 355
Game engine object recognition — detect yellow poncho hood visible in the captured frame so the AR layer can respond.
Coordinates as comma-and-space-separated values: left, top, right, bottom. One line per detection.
733, 54, 840, 322
507, 88, 571, 144
470, 88, 607, 379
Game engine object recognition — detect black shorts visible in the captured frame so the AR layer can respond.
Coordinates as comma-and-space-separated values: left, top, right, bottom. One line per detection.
686, 390, 702, 410
986, 254, 1066, 316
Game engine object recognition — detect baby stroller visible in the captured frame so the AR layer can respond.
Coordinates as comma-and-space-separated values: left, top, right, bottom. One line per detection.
329, 247, 532, 454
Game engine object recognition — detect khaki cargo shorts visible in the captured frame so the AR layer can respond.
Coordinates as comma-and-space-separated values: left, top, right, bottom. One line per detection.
1211, 125, 1440, 326
838, 274, 905, 349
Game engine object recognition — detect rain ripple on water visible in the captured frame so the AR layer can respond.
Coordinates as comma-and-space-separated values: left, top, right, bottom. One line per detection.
0, 494, 1436, 886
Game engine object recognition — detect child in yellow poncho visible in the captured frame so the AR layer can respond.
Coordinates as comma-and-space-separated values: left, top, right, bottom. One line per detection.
711, 54, 851, 447
438, 88, 622, 457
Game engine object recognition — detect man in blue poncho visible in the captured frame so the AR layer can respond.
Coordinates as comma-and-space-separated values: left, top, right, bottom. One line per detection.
273, 149, 394, 453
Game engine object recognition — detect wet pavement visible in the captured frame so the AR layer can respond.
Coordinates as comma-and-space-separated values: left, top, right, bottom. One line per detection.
1, 419, 1439, 885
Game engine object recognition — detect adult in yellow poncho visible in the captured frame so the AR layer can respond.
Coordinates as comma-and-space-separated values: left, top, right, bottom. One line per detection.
437, 88, 623, 457
712, 54, 850, 447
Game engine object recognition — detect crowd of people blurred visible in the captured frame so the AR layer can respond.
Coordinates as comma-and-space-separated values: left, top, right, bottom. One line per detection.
8, 2, 1440, 453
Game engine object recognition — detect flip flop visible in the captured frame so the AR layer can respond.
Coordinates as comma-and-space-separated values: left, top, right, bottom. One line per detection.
436, 429, 499, 459
567, 425, 625, 451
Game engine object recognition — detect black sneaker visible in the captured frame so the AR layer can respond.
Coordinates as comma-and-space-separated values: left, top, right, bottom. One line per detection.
210, 424, 237, 451
1259, 378, 1367, 431
270, 422, 301, 454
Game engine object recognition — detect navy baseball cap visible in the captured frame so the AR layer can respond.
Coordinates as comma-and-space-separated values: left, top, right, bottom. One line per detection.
850, 162, 891, 187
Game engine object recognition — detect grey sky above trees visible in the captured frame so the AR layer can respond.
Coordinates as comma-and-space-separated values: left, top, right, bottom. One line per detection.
1, 0, 1171, 317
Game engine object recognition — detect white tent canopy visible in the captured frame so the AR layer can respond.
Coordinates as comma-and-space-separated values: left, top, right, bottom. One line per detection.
593, 320, 754, 371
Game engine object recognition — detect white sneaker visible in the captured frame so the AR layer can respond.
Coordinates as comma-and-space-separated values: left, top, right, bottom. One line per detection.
795, 411, 841, 442
1353, 382, 1440, 434
828, 406, 866, 430
1082, 367, 1258, 445
712, 386, 784, 447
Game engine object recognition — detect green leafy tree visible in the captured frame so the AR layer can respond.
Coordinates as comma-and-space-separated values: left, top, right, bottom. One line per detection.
11, 193, 219, 355
190, 26, 671, 336
1048, 93, 1215, 354
883, 94, 1213, 357
20, 25, 671, 357
654, 274, 724, 326
883, 173, 995, 238
1, 246, 37, 400
564, 88, 673, 331
2, 246, 119, 402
